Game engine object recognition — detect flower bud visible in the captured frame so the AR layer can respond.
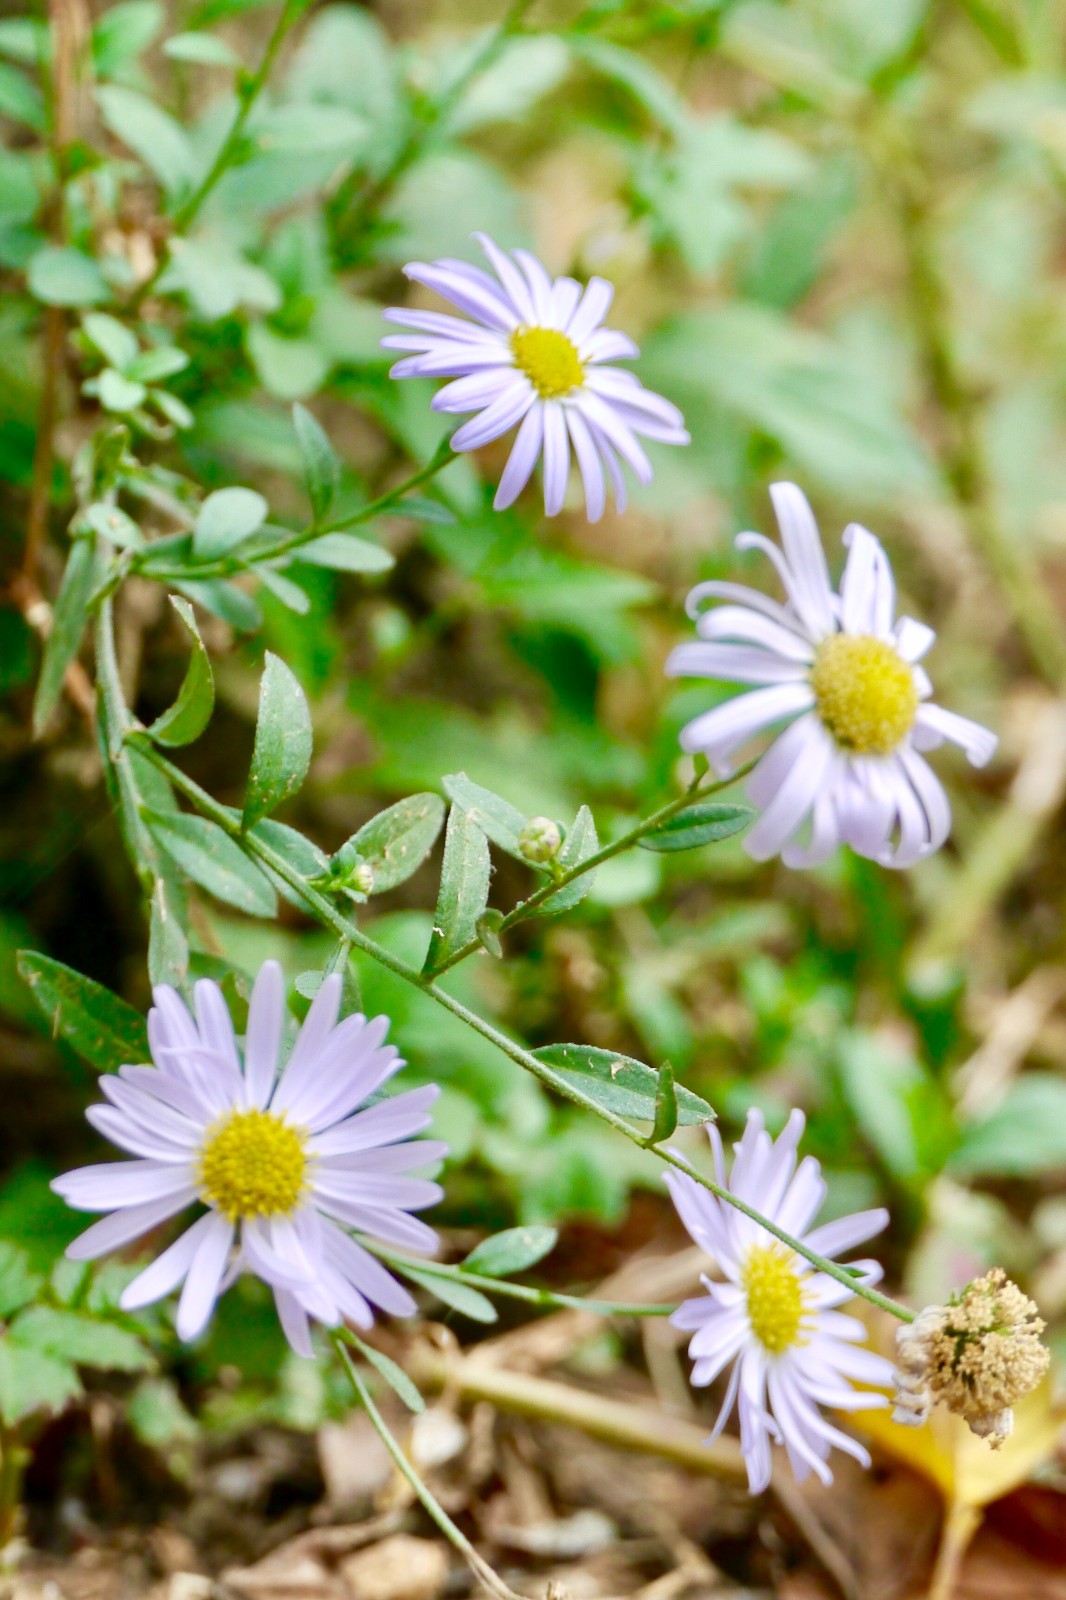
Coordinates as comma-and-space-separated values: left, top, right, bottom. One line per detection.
348, 860, 375, 898
518, 816, 563, 864
891, 1270, 1050, 1447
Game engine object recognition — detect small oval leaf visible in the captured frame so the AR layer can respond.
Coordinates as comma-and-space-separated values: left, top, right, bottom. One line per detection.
193, 486, 268, 560
462, 1226, 558, 1278
144, 809, 277, 917
423, 806, 491, 973
638, 801, 755, 853
348, 793, 446, 893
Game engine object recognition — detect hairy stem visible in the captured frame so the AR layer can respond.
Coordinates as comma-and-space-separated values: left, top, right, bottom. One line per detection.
333, 1335, 522, 1600
130, 736, 916, 1325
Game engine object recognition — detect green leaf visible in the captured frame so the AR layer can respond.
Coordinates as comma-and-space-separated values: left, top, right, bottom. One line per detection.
950, 1075, 1066, 1178
32, 536, 96, 736
148, 875, 189, 988
650, 1060, 678, 1144
532, 1043, 714, 1127
126, 346, 190, 383
0, 1241, 43, 1319
17, 951, 150, 1072
292, 533, 394, 574
243, 652, 313, 827
398, 1265, 497, 1324
175, 578, 262, 633
836, 1030, 954, 1183
533, 805, 598, 916
28, 245, 108, 306
293, 402, 341, 525
193, 486, 268, 560
82, 504, 143, 549
344, 1332, 424, 1413
255, 102, 369, 154
147, 596, 214, 747
423, 805, 491, 972
462, 1226, 557, 1278
96, 84, 196, 200
93, 0, 164, 75
10, 1306, 152, 1372
638, 802, 755, 853
0, 61, 44, 130
347, 793, 446, 892
475, 908, 504, 959
442, 773, 528, 861
163, 29, 239, 65
0, 1343, 80, 1425
82, 312, 139, 372
97, 369, 148, 413
144, 809, 277, 917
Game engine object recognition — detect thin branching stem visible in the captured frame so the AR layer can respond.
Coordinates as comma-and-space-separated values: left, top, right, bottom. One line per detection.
130, 438, 454, 584
130, 735, 916, 1326
426, 763, 756, 978
332, 1335, 522, 1600
365, 1244, 674, 1318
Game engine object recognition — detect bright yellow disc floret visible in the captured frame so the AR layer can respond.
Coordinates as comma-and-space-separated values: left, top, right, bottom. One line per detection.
510, 326, 584, 399
742, 1244, 808, 1355
809, 633, 918, 756
199, 1108, 307, 1220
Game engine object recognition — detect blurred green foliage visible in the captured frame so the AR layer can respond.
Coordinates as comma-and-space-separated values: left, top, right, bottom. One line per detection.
1, 0, 1065, 1444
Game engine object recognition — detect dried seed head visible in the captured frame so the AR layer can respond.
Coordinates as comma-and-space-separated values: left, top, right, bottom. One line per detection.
891, 1271, 1050, 1447
518, 816, 563, 864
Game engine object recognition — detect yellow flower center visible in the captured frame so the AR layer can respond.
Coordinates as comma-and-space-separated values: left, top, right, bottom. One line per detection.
198, 1109, 307, 1221
809, 633, 918, 756
510, 325, 584, 399
742, 1244, 808, 1355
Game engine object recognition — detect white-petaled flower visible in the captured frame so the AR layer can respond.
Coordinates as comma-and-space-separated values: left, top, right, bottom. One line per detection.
667, 1110, 895, 1494
381, 232, 689, 521
52, 962, 445, 1357
667, 482, 998, 868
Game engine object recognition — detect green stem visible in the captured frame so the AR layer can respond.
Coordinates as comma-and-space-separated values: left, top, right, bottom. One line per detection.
366, 1245, 674, 1318
130, 736, 916, 1326
331, 0, 535, 256
426, 764, 754, 978
332, 1334, 522, 1600
132, 0, 307, 308
132, 438, 454, 584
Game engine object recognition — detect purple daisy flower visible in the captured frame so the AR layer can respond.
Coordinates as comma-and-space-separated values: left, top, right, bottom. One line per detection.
52, 961, 445, 1356
382, 232, 689, 520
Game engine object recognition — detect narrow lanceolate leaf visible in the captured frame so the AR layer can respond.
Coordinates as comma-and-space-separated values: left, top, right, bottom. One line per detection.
532, 804, 598, 916
243, 653, 313, 828
291, 533, 394, 574
650, 1060, 679, 1144
638, 802, 755, 853
343, 1332, 424, 1413
148, 876, 189, 988
423, 806, 491, 973
192, 486, 268, 560
17, 951, 150, 1072
32, 537, 96, 736
532, 1043, 714, 1127
144, 810, 277, 917
147, 595, 214, 747
348, 793, 445, 892
462, 1226, 558, 1278
398, 1265, 498, 1324
293, 402, 341, 525
442, 773, 529, 860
